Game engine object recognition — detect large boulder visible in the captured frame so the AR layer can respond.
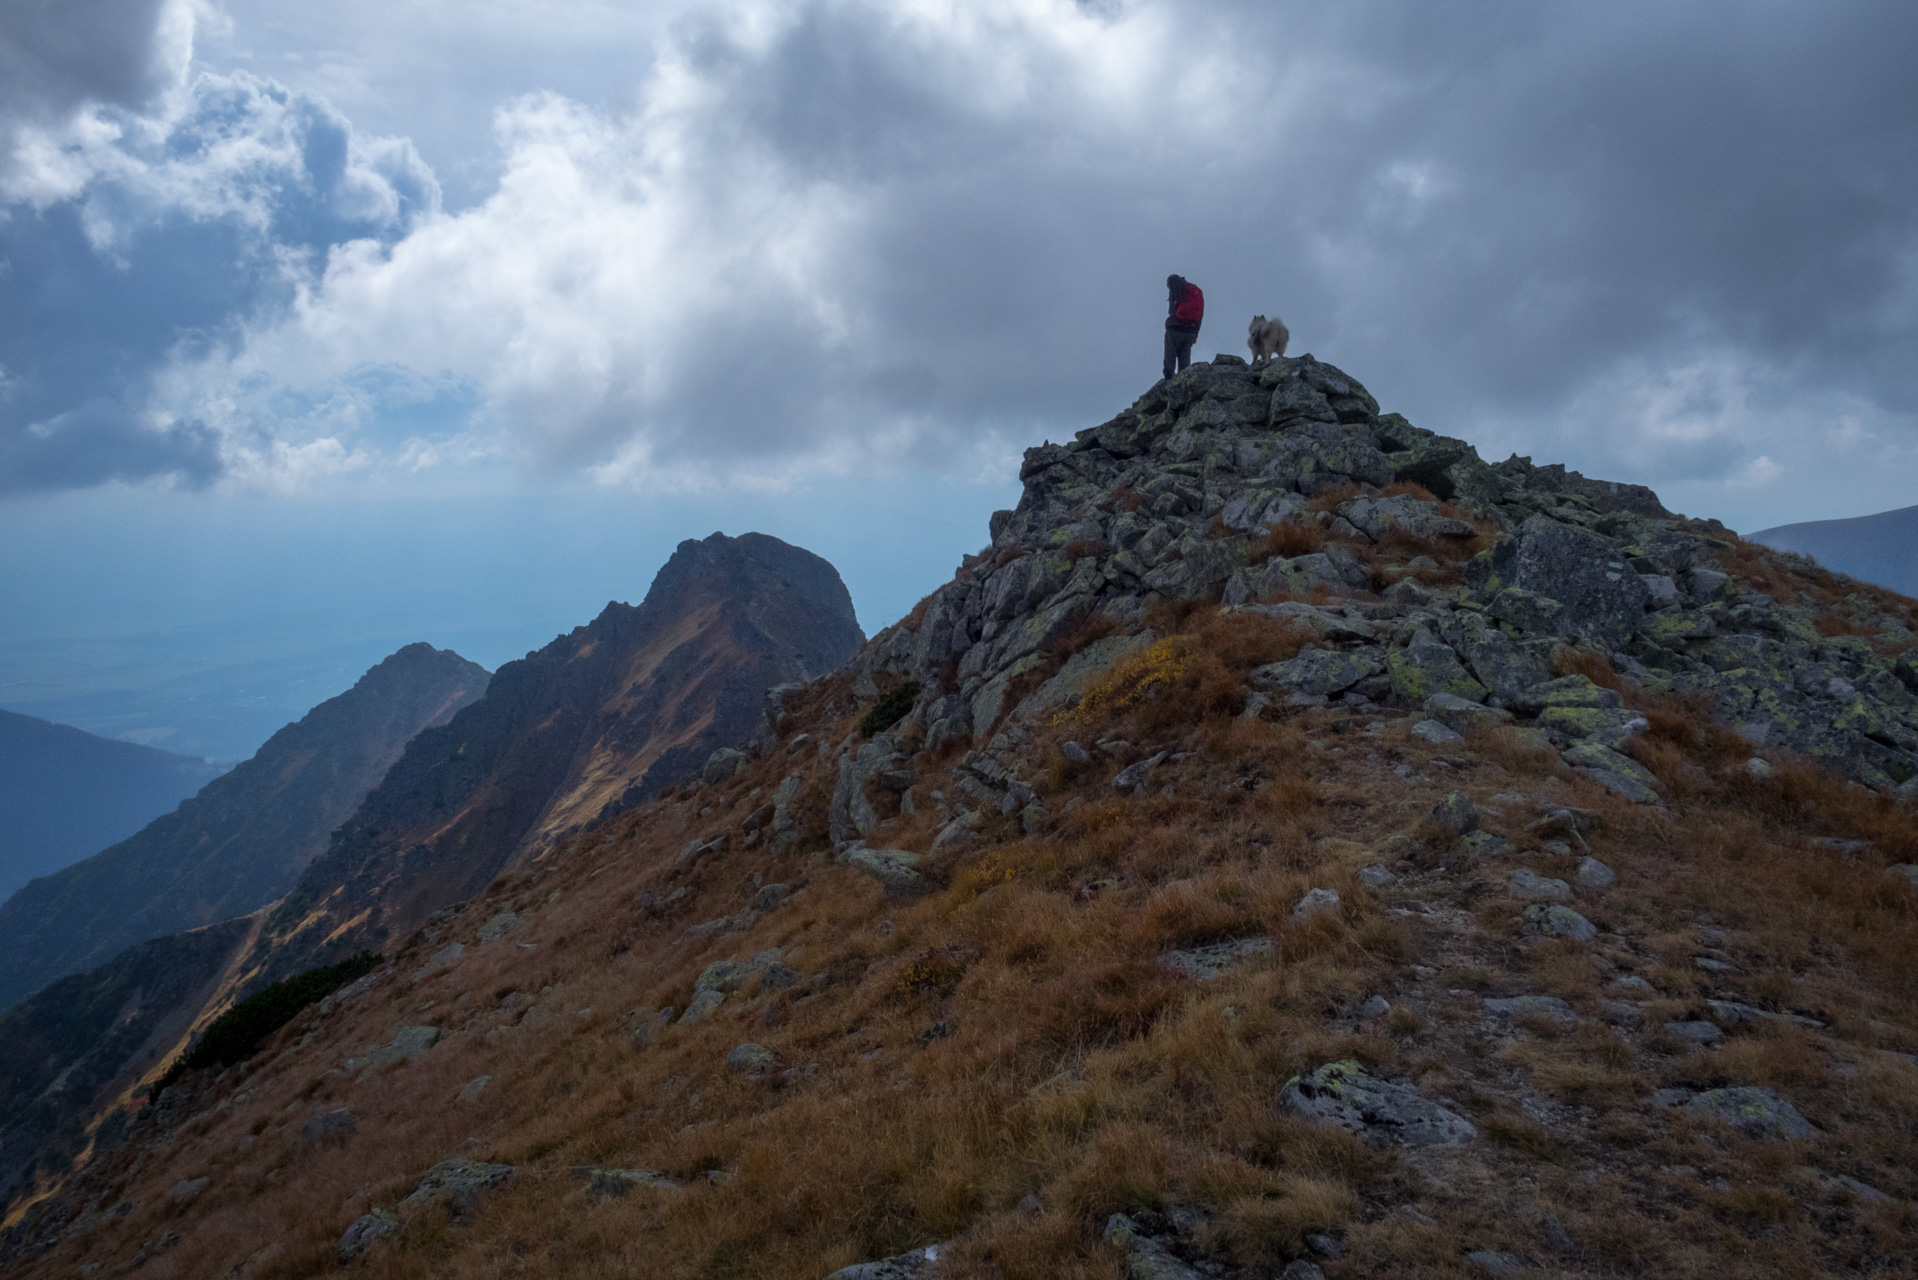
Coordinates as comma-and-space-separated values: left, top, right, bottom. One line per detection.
1340, 494, 1475, 543
1250, 647, 1384, 700
1469, 515, 1653, 647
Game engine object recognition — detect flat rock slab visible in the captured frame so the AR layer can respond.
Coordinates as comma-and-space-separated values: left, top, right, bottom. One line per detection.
824, 1243, 946, 1280
1683, 1086, 1818, 1139
1483, 995, 1578, 1023
839, 845, 925, 895
1511, 868, 1571, 902
402, 1159, 516, 1217
1158, 937, 1273, 981
1278, 1059, 1477, 1148
579, 1167, 682, 1199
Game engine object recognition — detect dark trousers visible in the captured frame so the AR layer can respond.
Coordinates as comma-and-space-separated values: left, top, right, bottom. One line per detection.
1163, 326, 1199, 379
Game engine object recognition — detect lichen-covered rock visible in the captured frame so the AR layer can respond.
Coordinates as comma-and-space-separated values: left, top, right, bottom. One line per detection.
1684, 1087, 1818, 1139
838, 845, 925, 896
1423, 692, 1512, 734
1431, 790, 1479, 835
337, 1208, 398, 1260
725, 1042, 777, 1074
401, 1159, 515, 1217
581, 1167, 682, 1198
824, 1243, 946, 1280
1158, 937, 1273, 980
1340, 494, 1475, 542
1483, 995, 1578, 1022
1102, 1214, 1206, 1279
1471, 515, 1653, 647
1523, 903, 1598, 941
1389, 626, 1487, 703
1278, 1060, 1477, 1147
1249, 647, 1384, 699
1510, 868, 1572, 902
1562, 742, 1663, 803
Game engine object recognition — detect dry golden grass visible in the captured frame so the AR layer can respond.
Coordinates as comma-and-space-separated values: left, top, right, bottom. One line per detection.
18, 598, 1918, 1280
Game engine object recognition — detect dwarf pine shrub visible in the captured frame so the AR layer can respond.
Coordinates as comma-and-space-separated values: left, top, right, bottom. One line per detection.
859, 679, 921, 737
159, 952, 380, 1090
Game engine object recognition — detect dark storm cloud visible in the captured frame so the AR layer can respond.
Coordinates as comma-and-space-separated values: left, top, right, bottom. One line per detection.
2, 0, 1915, 512
0, 0, 180, 125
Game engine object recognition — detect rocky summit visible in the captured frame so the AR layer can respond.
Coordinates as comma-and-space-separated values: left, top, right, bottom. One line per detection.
855, 353, 1918, 801
3, 355, 1915, 1280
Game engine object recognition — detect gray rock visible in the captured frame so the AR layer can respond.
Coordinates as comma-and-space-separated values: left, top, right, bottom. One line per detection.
1432, 790, 1479, 835
401, 1159, 516, 1217
931, 810, 982, 852
1103, 1214, 1205, 1280
696, 960, 760, 994
1649, 1087, 1694, 1108
1482, 995, 1578, 1022
1279, 1059, 1477, 1147
1575, 856, 1615, 888
457, 1075, 492, 1102
1747, 756, 1776, 780
1561, 741, 1663, 803
726, 1042, 777, 1074
751, 882, 791, 911
1683, 1087, 1818, 1139
824, 1243, 947, 1280
702, 747, 748, 784
337, 1208, 398, 1260
1412, 719, 1465, 745
1794, 1167, 1891, 1203
1470, 514, 1653, 647
581, 1167, 682, 1198
1886, 864, 1918, 888
1340, 494, 1475, 542
1360, 995, 1392, 1018
1664, 1020, 1724, 1046
1465, 1251, 1526, 1278
1389, 626, 1488, 703
476, 911, 519, 942
1291, 887, 1341, 923
1599, 999, 1644, 1026
678, 990, 726, 1024
168, 1177, 208, 1199
839, 845, 925, 896
1522, 904, 1597, 941
300, 1108, 357, 1144
1012, 632, 1155, 722
1062, 740, 1091, 763
1249, 647, 1384, 699
1158, 936, 1274, 980
1705, 999, 1825, 1030
1510, 868, 1572, 902
1512, 675, 1622, 712
1358, 864, 1399, 887
1422, 692, 1512, 735
770, 774, 805, 852
411, 941, 465, 983
1693, 956, 1736, 973
1112, 750, 1170, 794
354, 1025, 440, 1079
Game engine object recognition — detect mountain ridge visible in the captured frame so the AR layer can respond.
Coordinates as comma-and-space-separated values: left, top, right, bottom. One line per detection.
0, 711, 228, 904
0, 644, 490, 1011
4, 355, 1915, 1279
1750, 502, 1918, 597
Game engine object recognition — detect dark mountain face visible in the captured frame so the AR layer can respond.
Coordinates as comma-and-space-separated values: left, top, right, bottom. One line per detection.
0, 711, 228, 904
260, 532, 863, 974
1751, 503, 1918, 596
0, 644, 489, 1010
0, 916, 254, 1208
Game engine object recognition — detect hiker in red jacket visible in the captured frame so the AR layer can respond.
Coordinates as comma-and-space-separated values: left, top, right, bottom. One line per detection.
1163, 274, 1204, 379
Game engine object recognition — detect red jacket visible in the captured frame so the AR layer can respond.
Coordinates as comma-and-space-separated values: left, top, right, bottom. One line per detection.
1166, 279, 1204, 331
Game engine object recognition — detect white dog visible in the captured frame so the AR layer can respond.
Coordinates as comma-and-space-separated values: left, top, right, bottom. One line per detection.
1247, 315, 1289, 366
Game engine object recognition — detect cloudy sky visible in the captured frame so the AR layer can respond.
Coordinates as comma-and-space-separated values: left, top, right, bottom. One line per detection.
4, 0, 1916, 755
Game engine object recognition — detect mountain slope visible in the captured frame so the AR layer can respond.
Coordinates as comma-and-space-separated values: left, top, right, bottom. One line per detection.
1750, 502, 1918, 596
0, 917, 255, 1208
0, 644, 490, 1010
0, 711, 227, 904
7, 356, 1916, 1280
257, 531, 864, 977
